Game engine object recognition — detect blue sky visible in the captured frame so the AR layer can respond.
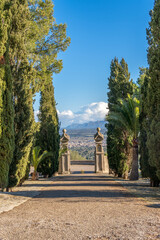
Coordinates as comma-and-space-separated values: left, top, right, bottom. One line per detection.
34, 0, 154, 127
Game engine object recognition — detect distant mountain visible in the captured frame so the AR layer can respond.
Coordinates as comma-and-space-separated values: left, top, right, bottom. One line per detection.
66, 121, 106, 130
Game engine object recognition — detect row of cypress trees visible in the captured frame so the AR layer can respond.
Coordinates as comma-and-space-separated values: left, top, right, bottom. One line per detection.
0, 0, 70, 190
106, 0, 160, 186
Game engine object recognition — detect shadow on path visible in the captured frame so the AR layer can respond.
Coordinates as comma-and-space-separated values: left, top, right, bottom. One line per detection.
71, 171, 94, 174
146, 204, 160, 208
1, 175, 134, 200
34, 189, 132, 199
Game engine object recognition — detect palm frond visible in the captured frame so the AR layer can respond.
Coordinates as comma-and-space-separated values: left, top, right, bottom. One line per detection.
107, 96, 140, 139
38, 151, 53, 165
32, 146, 53, 171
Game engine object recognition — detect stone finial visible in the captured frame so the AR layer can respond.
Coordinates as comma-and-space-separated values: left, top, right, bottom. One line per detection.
61, 129, 70, 147
97, 127, 100, 132
94, 127, 104, 143
63, 129, 67, 134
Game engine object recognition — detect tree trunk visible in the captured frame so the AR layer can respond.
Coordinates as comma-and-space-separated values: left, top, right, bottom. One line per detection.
150, 179, 160, 187
32, 171, 38, 180
123, 144, 132, 180
123, 171, 128, 180
129, 139, 139, 180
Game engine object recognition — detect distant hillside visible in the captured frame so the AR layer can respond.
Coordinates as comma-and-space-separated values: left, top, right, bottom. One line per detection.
66, 121, 106, 130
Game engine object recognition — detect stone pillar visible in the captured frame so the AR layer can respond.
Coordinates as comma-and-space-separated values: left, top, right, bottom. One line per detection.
94, 128, 109, 174
58, 129, 70, 174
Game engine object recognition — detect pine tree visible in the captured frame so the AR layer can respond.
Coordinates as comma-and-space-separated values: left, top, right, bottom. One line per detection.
8, 0, 35, 188
29, 0, 70, 91
145, 0, 160, 185
33, 0, 70, 176
37, 80, 60, 176
0, 0, 14, 190
107, 57, 133, 177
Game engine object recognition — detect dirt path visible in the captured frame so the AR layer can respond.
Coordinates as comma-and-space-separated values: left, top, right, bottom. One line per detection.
0, 174, 160, 240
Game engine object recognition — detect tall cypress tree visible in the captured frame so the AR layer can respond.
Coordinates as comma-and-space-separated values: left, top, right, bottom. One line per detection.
145, 0, 160, 185
107, 58, 133, 177
37, 80, 60, 176
8, 0, 35, 188
139, 71, 159, 186
107, 58, 121, 175
0, 0, 14, 190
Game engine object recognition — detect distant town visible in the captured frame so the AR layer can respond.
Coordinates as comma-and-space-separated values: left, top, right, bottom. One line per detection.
68, 133, 106, 148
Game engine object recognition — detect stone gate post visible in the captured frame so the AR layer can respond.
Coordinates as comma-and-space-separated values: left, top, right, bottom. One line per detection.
58, 129, 70, 174
94, 128, 109, 174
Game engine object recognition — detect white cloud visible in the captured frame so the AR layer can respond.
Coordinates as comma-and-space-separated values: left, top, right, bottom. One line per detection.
58, 110, 74, 118
58, 102, 108, 127
34, 110, 40, 122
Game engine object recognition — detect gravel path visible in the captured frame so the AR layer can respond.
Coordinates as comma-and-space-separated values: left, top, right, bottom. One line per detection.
0, 174, 160, 240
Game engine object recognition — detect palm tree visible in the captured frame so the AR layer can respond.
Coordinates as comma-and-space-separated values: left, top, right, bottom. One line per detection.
32, 146, 53, 180
107, 95, 140, 180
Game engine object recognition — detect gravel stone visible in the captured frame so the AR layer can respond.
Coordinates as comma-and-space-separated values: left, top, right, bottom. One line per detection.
0, 174, 159, 240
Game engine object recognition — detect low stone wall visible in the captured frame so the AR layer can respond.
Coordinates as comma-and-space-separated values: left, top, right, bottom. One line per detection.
71, 160, 94, 165
70, 161, 95, 173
